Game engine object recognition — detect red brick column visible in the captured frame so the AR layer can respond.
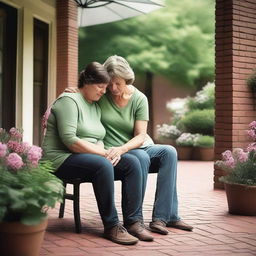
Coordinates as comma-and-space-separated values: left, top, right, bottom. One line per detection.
214, 0, 256, 189
56, 0, 78, 96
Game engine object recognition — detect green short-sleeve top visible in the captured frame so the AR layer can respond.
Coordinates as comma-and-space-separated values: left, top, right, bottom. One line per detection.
42, 92, 106, 169
98, 86, 149, 149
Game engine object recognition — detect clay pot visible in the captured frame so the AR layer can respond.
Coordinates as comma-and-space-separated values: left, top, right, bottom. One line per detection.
224, 183, 256, 216
193, 147, 214, 161
0, 218, 48, 256
176, 146, 193, 160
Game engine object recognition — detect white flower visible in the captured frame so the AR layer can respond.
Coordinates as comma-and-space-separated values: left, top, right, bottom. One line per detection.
156, 124, 181, 139
166, 97, 189, 116
175, 133, 201, 146
194, 82, 215, 104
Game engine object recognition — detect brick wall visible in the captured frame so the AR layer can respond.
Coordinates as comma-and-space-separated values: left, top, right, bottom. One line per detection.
56, 0, 78, 96
214, 0, 256, 189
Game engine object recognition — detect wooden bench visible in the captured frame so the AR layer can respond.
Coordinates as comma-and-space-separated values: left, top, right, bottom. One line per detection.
58, 159, 159, 233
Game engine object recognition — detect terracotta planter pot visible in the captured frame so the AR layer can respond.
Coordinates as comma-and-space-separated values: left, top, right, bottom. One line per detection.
224, 183, 256, 216
0, 218, 48, 256
193, 147, 214, 161
176, 146, 193, 160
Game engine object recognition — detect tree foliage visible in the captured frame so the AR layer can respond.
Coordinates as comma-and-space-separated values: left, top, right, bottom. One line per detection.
79, 0, 215, 88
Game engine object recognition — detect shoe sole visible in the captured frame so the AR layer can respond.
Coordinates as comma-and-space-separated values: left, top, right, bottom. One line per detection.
149, 226, 168, 235
166, 225, 193, 231
129, 232, 154, 242
104, 234, 139, 245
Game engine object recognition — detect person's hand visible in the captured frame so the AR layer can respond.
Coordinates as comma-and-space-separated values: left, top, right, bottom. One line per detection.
64, 87, 79, 93
106, 147, 124, 160
109, 154, 121, 166
106, 147, 124, 166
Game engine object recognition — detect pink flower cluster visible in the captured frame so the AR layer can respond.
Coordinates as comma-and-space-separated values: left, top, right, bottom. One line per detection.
217, 120, 256, 171
6, 153, 24, 169
9, 127, 23, 139
0, 127, 43, 171
247, 121, 256, 141
221, 148, 248, 169
0, 142, 7, 157
7, 141, 31, 154
27, 146, 42, 167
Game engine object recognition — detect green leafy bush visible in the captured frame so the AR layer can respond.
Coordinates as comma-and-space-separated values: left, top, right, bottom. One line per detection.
178, 109, 214, 135
247, 70, 256, 93
187, 82, 215, 110
0, 128, 63, 225
194, 135, 214, 148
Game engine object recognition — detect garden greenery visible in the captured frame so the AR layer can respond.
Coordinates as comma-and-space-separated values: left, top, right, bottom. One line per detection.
0, 128, 63, 225
216, 121, 256, 186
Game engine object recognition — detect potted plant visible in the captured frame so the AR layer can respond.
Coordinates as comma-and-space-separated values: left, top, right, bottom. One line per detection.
247, 70, 256, 108
193, 135, 214, 161
156, 124, 181, 145
0, 128, 63, 256
215, 121, 256, 216
175, 133, 200, 160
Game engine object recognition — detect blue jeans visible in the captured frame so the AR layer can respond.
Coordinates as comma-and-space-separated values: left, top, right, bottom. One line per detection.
129, 145, 180, 223
56, 153, 143, 228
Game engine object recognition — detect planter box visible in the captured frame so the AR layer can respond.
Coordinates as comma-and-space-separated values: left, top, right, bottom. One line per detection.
176, 146, 193, 160
193, 147, 214, 161
224, 183, 256, 216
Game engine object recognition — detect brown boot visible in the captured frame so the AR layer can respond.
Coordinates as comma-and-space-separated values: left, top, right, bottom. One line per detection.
149, 220, 169, 235
126, 221, 154, 241
104, 224, 138, 245
166, 220, 193, 231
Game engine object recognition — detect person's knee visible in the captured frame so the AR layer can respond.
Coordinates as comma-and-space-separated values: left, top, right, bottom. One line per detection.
164, 145, 178, 160
130, 150, 151, 167
96, 158, 114, 177
122, 154, 142, 173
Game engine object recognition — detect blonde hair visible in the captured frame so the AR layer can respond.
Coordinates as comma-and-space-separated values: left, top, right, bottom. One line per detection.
103, 55, 135, 85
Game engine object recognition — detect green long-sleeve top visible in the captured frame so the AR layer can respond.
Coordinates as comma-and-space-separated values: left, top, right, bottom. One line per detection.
42, 92, 106, 169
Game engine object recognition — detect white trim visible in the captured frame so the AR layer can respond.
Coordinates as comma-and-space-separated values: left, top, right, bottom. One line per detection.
1, 0, 57, 143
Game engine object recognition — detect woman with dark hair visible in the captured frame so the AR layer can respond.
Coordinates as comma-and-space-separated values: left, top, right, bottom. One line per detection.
42, 62, 153, 245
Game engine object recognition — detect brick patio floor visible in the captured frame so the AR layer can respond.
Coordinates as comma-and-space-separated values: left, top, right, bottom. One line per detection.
41, 161, 256, 256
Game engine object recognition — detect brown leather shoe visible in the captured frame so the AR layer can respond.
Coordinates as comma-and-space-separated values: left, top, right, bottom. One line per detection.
166, 220, 193, 231
104, 224, 138, 245
126, 222, 154, 241
149, 220, 168, 235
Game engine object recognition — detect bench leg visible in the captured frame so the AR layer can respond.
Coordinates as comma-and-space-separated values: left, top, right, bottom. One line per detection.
59, 182, 67, 218
73, 182, 82, 233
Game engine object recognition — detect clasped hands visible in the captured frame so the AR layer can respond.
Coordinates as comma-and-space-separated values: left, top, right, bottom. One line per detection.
105, 146, 124, 166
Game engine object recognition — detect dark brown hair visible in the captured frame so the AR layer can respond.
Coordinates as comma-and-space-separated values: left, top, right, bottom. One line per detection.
78, 62, 110, 88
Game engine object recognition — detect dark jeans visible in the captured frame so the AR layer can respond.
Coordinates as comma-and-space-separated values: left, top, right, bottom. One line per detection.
56, 153, 143, 228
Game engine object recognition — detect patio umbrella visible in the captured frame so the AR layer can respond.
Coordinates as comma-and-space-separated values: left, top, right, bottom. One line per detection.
75, 0, 164, 27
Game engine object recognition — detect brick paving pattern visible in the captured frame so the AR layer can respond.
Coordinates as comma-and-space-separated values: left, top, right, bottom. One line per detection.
41, 161, 256, 256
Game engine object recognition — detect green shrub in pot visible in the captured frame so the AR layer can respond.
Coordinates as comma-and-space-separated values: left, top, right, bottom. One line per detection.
178, 109, 214, 135
194, 135, 214, 148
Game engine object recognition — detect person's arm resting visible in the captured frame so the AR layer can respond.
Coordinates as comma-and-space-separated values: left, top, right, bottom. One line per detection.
120, 120, 148, 153
106, 120, 148, 159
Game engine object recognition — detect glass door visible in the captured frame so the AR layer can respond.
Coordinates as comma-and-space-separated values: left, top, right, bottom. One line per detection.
33, 19, 48, 146
0, 3, 17, 130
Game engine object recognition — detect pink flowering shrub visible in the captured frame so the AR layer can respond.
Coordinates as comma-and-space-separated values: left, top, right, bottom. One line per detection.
216, 121, 256, 186
0, 128, 42, 170
0, 127, 63, 225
